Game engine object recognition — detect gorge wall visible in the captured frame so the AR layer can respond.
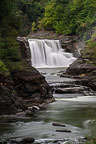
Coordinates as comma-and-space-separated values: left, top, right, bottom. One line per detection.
0, 37, 54, 116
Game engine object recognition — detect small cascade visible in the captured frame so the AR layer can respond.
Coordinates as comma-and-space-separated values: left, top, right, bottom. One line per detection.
28, 39, 76, 68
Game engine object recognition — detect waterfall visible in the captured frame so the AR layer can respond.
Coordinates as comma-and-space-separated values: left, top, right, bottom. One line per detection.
28, 39, 76, 68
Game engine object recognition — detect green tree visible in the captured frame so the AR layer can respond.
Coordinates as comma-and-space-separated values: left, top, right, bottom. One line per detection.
19, 0, 49, 34
39, 0, 96, 35
0, 0, 21, 72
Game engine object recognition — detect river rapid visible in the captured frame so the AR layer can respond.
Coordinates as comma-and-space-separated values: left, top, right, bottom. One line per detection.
0, 67, 96, 144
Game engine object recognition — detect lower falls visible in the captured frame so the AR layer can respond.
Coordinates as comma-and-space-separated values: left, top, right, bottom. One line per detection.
28, 39, 76, 68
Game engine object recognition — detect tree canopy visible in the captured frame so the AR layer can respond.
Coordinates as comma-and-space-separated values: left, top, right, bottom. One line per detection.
39, 0, 96, 35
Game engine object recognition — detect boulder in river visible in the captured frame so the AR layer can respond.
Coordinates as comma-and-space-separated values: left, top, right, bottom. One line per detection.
20, 137, 35, 144
11, 66, 54, 110
63, 56, 96, 90
52, 122, 66, 127
56, 129, 72, 133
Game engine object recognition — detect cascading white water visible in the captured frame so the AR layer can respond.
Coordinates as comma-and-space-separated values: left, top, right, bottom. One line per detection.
28, 39, 76, 68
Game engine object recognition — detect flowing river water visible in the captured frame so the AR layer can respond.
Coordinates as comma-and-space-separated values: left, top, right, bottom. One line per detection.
0, 67, 96, 144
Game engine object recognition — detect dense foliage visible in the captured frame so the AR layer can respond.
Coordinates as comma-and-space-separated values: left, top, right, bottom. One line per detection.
39, 0, 96, 35
0, 0, 21, 73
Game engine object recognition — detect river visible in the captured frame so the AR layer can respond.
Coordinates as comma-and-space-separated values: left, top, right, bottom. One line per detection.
0, 67, 96, 144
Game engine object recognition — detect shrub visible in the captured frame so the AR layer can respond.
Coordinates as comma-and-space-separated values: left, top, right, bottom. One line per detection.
0, 60, 8, 73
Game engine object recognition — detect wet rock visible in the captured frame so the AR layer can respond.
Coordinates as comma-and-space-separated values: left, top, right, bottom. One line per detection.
64, 56, 96, 90
0, 137, 87, 144
52, 122, 66, 127
56, 129, 72, 133
65, 58, 96, 76
0, 138, 35, 144
0, 140, 18, 144
20, 137, 35, 144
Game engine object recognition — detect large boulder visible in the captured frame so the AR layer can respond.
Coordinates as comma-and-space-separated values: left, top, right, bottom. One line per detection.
11, 66, 54, 110
0, 66, 54, 115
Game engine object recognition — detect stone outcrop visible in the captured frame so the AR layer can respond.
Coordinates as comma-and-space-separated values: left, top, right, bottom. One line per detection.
11, 66, 54, 110
0, 137, 86, 144
63, 55, 96, 90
